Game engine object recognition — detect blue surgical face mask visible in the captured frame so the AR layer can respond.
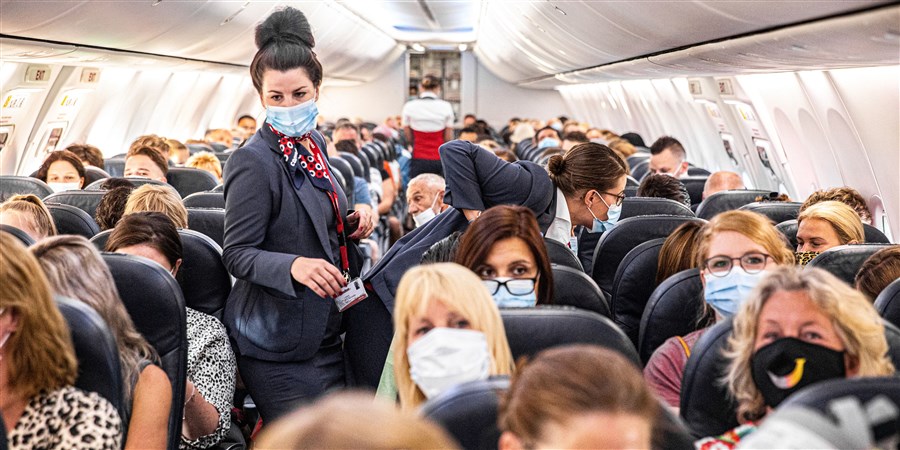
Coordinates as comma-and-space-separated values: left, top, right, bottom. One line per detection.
491, 284, 537, 308
266, 98, 318, 137
550, 123, 563, 132
538, 137, 560, 149
588, 190, 622, 233
703, 268, 767, 317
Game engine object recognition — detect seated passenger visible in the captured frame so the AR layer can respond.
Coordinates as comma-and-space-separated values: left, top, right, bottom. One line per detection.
0, 194, 57, 241
184, 151, 223, 184
406, 173, 446, 229
561, 131, 589, 152
1, 232, 121, 448
800, 186, 873, 225
644, 210, 793, 411
796, 200, 864, 264
130, 134, 172, 163
695, 266, 895, 449
855, 245, 900, 302
393, 263, 514, 411
167, 139, 190, 166
509, 123, 535, 149
458, 126, 480, 142
532, 126, 561, 150
638, 173, 691, 207
31, 236, 171, 449
649, 136, 689, 178
36, 149, 86, 192
656, 220, 704, 285
96, 183, 136, 231
702, 171, 745, 199
456, 205, 553, 307
106, 213, 236, 448
499, 345, 658, 450
204, 129, 233, 149
620, 132, 646, 148
235, 115, 258, 141
124, 146, 169, 183
65, 143, 104, 169
254, 392, 458, 449
492, 148, 519, 163
124, 184, 188, 229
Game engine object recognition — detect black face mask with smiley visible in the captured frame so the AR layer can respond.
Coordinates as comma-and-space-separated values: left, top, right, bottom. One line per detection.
751, 337, 846, 408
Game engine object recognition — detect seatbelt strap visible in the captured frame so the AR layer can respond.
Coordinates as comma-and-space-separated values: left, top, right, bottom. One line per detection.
676, 335, 691, 358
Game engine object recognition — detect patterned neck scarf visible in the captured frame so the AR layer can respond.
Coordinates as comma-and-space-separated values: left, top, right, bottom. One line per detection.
268, 124, 334, 193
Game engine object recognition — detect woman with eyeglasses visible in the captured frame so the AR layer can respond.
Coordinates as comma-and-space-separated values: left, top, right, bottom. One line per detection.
644, 210, 794, 413
456, 205, 553, 308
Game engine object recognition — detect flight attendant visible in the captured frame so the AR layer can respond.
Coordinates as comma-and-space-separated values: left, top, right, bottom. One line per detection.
221, 7, 375, 422
401, 75, 455, 178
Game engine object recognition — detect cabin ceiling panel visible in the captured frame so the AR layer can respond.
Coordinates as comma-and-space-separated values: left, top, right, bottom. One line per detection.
0, 1, 404, 82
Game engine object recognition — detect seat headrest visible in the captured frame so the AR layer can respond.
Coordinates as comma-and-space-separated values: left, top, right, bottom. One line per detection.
686, 167, 711, 176
1, 225, 35, 246
186, 208, 225, 247
103, 157, 126, 178
339, 152, 370, 182
55, 296, 124, 423
551, 264, 610, 318
680, 176, 708, 207
875, 279, 900, 329
610, 238, 665, 347
46, 203, 100, 239
620, 197, 695, 221
739, 202, 802, 224
591, 215, 705, 299
695, 189, 774, 220
625, 175, 640, 187
626, 154, 649, 168
864, 224, 892, 244
806, 244, 896, 285
624, 185, 639, 198
86, 177, 167, 191
100, 252, 187, 448
166, 167, 219, 198
679, 319, 739, 438
631, 160, 650, 181
209, 142, 229, 152
43, 190, 107, 218
501, 306, 640, 367
639, 269, 705, 364
178, 229, 230, 320
0, 175, 53, 201
544, 237, 583, 271
420, 377, 509, 450
182, 192, 225, 209
211, 183, 224, 193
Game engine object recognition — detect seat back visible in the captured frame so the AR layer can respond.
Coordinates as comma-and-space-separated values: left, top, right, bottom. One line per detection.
627, 154, 650, 169
680, 176, 708, 207
1, 224, 36, 246
544, 237, 583, 271
551, 265, 610, 318
178, 229, 231, 320
104, 157, 126, 177
421, 377, 509, 450
166, 167, 219, 198
84, 166, 111, 186
610, 238, 665, 347
339, 152, 368, 181
43, 190, 107, 218
182, 191, 225, 209
55, 296, 124, 425
739, 202, 802, 224
329, 157, 356, 204
0, 175, 53, 201
186, 208, 225, 247
695, 189, 774, 220
777, 219, 891, 249
86, 177, 167, 191
101, 252, 186, 450
591, 216, 704, 299
624, 185, 639, 198
46, 203, 100, 238
806, 244, 896, 285
639, 269, 705, 364
501, 306, 640, 366
631, 160, 650, 181
875, 279, 900, 328
620, 197, 695, 221
625, 175, 640, 187
686, 167, 711, 177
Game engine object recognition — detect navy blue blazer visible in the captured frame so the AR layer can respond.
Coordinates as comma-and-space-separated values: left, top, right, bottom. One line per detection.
222, 125, 351, 362
365, 140, 556, 312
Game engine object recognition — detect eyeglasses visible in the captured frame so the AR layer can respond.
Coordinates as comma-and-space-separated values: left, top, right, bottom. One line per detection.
596, 190, 626, 207
704, 253, 772, 277
482, 278, 536, 295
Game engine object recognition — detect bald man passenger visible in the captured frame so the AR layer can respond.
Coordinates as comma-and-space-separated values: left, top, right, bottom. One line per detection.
702, 171, 745, 199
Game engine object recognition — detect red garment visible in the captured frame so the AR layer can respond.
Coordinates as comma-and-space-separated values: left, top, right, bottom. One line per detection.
412, 129, 444, 160
643, 327, 709, 407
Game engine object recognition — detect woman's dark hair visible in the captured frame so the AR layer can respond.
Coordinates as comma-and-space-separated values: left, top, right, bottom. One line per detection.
251, 7, 323, 94
36, 150, 86, 183
547, 142, 627, 198
421, 75, 440, 90
656, 221, 704, 285
65, 144, 104, 168
105, 211, 182, 267
638, 174, 690, 206
456, 205, 554, 304
95, 186, 136, 231
100, 177, 135, 190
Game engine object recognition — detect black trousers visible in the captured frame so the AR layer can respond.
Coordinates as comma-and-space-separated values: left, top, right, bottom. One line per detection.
342, 291, 394, 388
238, 324, 345, 423
409, 158, 443, 179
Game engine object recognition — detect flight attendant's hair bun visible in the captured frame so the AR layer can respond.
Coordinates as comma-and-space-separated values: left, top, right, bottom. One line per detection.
255, 6, 315, 50
547, 154, 566, 176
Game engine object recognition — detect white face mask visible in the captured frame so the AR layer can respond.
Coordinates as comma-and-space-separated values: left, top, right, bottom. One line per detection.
411, 193, 441, 228
48, 182, 81, 193
407, 327, 490, 399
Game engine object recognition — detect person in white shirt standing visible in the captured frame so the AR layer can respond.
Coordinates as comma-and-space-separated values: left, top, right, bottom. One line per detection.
401, 75, 455, 178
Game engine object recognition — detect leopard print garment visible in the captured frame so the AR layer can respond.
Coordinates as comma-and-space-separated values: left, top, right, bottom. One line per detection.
8, 385, 121, 450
